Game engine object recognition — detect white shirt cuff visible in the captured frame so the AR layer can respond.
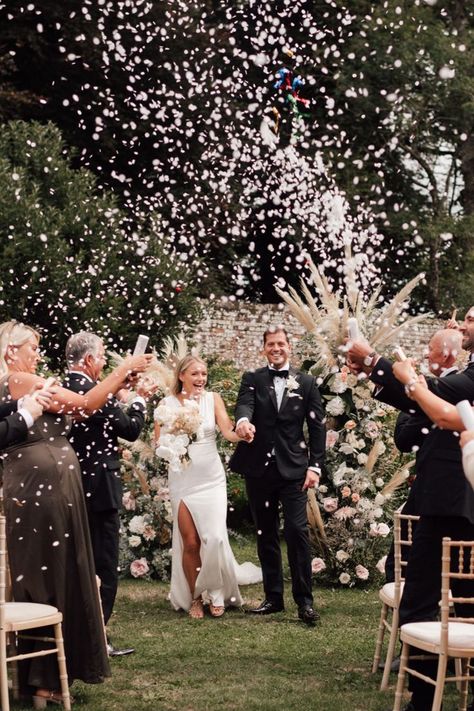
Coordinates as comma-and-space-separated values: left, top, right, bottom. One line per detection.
308, 466, 321, 474
17, 408, 34, 429
236, 417, 249, 427
131, 396, 146, 408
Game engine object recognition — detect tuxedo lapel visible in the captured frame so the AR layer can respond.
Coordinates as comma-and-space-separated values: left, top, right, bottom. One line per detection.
262, 368, 278, 411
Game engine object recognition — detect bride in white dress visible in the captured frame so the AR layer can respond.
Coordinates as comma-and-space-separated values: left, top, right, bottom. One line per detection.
154, 355, 261, 619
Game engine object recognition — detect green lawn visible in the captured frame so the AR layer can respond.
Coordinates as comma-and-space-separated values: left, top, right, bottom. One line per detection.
11, 540, 462, 710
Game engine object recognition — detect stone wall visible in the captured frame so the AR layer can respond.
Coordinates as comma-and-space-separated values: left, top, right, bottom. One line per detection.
193, 299, 445, 371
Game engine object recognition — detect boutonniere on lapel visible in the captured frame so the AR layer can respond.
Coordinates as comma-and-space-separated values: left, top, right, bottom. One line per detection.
286, 375, 300, 397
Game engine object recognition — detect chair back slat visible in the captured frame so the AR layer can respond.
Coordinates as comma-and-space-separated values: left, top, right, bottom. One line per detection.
394, 512, 420, 594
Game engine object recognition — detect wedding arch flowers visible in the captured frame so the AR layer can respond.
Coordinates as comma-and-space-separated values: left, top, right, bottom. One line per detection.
278, 248, 427, 587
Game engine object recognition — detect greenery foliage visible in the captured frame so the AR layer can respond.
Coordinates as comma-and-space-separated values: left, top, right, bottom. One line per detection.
0, 3, 473, 309
0, 120, 199, 368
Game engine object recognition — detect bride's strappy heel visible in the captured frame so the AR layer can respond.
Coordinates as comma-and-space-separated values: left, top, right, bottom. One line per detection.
189, 598, 204, 619
33, 691, 74, 708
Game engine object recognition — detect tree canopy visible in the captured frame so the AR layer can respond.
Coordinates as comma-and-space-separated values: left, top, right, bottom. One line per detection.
0, 0, 473, 313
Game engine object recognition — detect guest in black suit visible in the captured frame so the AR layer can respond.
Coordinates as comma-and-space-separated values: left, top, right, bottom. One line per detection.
347, 309, 474, 711
230, 326, 326, 625
63, 331, 154, 656
384, 328, 462, 583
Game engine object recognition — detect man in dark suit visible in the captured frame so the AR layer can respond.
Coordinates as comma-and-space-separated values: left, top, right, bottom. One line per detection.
384, 328, 462, 584
347, 309, 474, 711
230, 326, 326, 625
63, 331, 152, 657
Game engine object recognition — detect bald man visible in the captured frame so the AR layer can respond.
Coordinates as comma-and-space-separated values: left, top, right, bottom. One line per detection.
385, 329, 463, 585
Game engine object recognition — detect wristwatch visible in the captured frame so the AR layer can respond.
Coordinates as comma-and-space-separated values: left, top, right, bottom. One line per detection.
363, 351, 377, 367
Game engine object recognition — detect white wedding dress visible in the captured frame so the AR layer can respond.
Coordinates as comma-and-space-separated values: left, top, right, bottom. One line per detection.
162, 391, 262, 611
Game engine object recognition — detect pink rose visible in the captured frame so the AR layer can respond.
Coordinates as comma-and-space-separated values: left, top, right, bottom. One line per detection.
355, 564, 369, 580
344, 419, 356, 430
341, 486, 351, 498
122, 448, 133, 461
311, 557, 326, 574
326, 430, 339, 449
130, 557, 149, 578
122, 491, 136, 511
351, 492, 360, 503
323, 497, 338, 513
370, 522, 391, 537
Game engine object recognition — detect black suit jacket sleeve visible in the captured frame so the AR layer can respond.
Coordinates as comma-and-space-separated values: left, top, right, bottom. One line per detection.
370, 357, 416, 412
371, 357, 474, 415
307, 377, 326, 471
101, 398, 146, 441
394, 411, 431, 453
0, 401, 18, 418
234, 371, 256, 423
0, 412, 28, 450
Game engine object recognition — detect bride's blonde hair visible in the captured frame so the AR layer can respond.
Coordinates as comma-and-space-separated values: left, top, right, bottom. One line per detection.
172, 354, 207, 396
0, 320, 40, 377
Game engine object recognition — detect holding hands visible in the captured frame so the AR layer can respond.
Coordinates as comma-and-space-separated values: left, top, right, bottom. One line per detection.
235, 419, 255, 443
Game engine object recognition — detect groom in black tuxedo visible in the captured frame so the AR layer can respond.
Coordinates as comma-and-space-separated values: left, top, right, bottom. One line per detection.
230, 326, 325, 625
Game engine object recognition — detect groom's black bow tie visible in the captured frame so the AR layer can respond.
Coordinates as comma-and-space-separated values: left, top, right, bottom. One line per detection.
269, 369, 289, 379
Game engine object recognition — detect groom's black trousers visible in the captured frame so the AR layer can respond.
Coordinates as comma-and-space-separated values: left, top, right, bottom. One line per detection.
245, 461, 313, 608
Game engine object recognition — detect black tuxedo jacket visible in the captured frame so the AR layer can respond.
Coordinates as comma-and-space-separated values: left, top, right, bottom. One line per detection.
0, 400, 29, 450
229, 366, 326, 479
63, 373, 146, 512
371, 358, 474, 522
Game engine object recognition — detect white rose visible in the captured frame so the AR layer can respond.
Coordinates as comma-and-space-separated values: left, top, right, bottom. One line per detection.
374, 493, 386, 506
325, 396, 346, 416
339, 572, 351, 585
128, 535, 141, 548
336, 549, 350, 562
329, 373, 348, 394
357, 453, 368, 465
318, 485, 328, 494
128, 515, 146, 535
375, 477, 384, 488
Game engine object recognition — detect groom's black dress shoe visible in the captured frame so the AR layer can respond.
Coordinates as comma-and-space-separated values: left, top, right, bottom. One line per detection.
106, 638, 135, 657
246, 600, 284, 615
297, 605, 320, 626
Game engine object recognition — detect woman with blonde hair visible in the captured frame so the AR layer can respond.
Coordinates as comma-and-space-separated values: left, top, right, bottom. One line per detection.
154, 354, 261, 619
0, 320, 151, 707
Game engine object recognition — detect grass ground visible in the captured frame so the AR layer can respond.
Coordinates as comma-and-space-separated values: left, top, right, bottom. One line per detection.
11, 539, 462, 711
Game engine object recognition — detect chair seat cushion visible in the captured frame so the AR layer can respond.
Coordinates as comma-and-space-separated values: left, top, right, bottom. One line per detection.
401, 621, 474, 649
4, 602, 60, 624
380, 582, 404, 605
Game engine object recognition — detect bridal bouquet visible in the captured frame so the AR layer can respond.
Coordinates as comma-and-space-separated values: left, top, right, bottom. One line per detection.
154, 399, 203, 474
